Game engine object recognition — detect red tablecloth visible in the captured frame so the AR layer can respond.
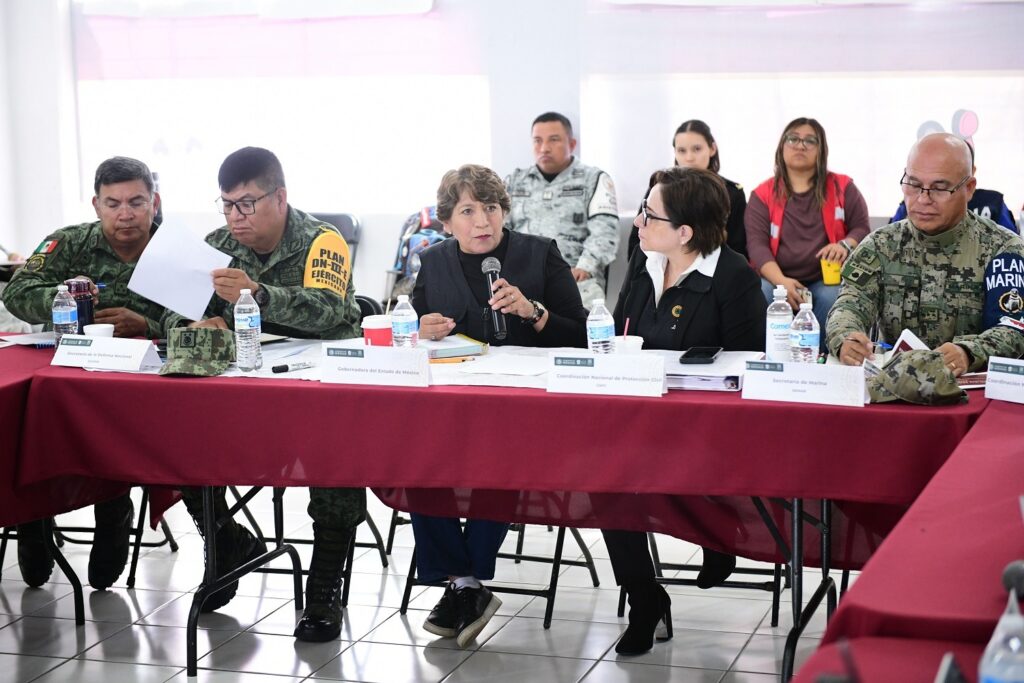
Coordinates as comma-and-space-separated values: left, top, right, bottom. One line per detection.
1, 346, 127, 527
792, 637, 983, 682
17, 366, 989, 568
822, 400, 1024, 645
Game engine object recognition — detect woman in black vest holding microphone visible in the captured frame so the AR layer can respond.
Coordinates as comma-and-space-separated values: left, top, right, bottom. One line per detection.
410, 164, 587, 648
605, 166, 766, 656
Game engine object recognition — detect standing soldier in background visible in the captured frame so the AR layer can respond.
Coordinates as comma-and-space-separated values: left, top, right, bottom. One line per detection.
2, 156, 167, 590
505, 112, 619, 308
163, 146, 363, 643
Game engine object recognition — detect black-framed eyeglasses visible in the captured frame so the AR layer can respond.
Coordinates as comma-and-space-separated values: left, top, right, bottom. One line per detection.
900, 172, 971, 201
783, 134, 820, 149
640, 200, 673, 227
216, 189, 277, 216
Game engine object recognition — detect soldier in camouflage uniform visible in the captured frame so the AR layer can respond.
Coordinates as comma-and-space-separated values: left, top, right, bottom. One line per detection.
504, 112, 619, 308
2, 156, 164, 590
828, 134, 1024, 374
165, 147, 364, 643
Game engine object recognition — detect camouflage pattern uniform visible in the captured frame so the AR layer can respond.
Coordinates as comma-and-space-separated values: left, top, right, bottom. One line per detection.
169, 206, 365, 531
3, 221, 166, 335
826, 212, 1024, 370
505, 157, 619, 308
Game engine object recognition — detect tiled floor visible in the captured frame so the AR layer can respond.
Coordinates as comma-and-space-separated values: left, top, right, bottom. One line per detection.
0, 490, 837, 682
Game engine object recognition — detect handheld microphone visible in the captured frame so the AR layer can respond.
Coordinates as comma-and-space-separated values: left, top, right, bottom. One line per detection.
1003, 560, 1024, 598
481, 257, 508, 341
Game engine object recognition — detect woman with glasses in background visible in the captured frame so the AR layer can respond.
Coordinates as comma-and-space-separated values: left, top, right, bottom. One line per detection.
604, 167, 765, 656
629, 119, 748, 260
745, 117, 870, 348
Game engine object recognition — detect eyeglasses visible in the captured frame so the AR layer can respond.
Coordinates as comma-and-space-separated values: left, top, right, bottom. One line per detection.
100, 198, 151, 214
640, 200, 673, 227
783, 134, 820, 149
216, 189, 277, 216
900, 172, 971, 201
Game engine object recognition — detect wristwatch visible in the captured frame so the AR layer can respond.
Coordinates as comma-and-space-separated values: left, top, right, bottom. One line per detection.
524, 300, 546, 324
253, 286, 269, 308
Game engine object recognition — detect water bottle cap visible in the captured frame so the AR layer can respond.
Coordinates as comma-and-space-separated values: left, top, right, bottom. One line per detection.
800, 303, 812, 310
592, 298, 605, 306
57, 284, 68, 292
240, 288, 251, 295
397, 294, 409, 302
774, 286, 787, 297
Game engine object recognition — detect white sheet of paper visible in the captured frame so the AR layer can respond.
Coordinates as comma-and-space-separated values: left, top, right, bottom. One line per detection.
0, 331, 56, 347
128, 225, 232, 321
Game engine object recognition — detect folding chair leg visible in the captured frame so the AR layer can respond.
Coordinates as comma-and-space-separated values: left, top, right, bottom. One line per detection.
514, 524, 525, 564
363, 515, 388, 569
385, 510, 400, 555
400, 549, 418, 614
160, 519, 178, 552
542, 527, 568, 629
840, 569, 850, 596
0, 527, 10, 581
647, 532, 664, 578
569, 527, 599, 588
229, 485, 266, 540
341, 532, 356, 608
770, 563, 783, 627
127, 489, 151, 588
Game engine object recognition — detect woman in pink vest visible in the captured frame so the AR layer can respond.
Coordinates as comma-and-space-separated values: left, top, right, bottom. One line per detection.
745, 118, 870, 350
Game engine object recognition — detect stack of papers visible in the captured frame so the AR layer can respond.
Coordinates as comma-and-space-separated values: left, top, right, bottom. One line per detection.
655, 350, 765, 392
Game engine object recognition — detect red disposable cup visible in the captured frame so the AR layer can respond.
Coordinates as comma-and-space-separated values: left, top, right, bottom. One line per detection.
362, 314, 393, 346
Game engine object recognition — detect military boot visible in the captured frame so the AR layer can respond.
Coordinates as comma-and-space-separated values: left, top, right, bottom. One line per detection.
185, 498, 267, 613
16, 519, 54, 588
294, 524, 353, 642
89, 493, 134, 590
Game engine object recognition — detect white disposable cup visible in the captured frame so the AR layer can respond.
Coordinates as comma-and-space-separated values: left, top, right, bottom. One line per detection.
82, 323, 114, 337
615, 335, 644, 354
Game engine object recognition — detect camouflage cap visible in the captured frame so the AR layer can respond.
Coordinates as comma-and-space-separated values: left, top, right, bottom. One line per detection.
158, 327, 235, 377
867, 349, 967, 405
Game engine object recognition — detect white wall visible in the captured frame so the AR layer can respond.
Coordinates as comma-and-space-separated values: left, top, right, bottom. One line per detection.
2, 0, 1023, 304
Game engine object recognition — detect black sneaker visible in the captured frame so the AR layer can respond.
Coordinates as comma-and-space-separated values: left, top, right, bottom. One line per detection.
423, 582, 458, 638
16, 520, 54, 588
453, 585, 501, 648
89, 495, 134, 590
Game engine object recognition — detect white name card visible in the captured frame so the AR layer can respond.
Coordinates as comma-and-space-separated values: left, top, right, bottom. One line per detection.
546, 352, 665, 397
51, 334, 162, 372
985, 356, 1024, 404
320, 342, 429, 387
742, 360, 866, 407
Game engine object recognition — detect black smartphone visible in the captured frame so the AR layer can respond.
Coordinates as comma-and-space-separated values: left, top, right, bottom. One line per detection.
679, 346, 723, 364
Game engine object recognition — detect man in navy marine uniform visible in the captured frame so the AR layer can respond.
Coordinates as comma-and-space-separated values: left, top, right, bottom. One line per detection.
504, 112, 619, 308
3, 156, 167, 590
829, 133, 1024, 374
163, 147, 363, 642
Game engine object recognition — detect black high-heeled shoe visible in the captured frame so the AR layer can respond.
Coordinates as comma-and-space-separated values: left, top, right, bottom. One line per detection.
615, 581, 673, 655
696, 547, 736, 589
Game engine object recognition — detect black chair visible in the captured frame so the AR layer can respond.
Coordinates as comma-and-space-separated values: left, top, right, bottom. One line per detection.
615, 533, 788, 627
400, 522, 600, 629
355, 294, 384, 318
0, 488, 178, 588
311, 213, 362, 265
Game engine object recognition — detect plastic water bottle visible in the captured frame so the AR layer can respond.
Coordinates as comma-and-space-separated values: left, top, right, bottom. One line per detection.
789, 302, 819, 363
980, 590, 1024, 682
766, 285, 794, 362
51, 284, 78, 345
391, 294, 419, 348
586, 299, 616, 354
233, 288, 263, 372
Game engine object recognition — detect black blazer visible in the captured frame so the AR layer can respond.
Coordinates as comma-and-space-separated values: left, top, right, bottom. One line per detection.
613, 245, 766, 353
413, 231, 587, 347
